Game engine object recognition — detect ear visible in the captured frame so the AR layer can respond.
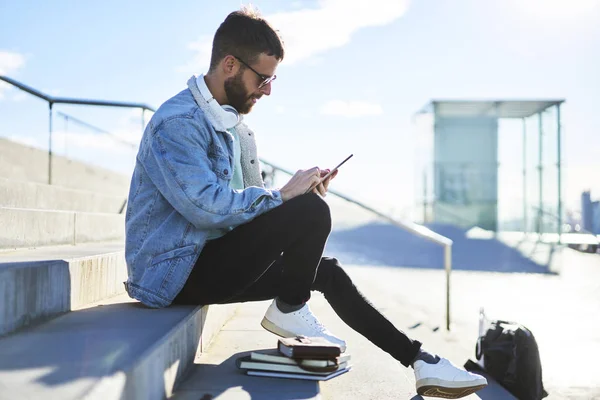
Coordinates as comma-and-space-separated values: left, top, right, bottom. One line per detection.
221, 55, 237, 77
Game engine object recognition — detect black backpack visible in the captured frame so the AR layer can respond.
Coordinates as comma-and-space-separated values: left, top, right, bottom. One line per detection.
476, 320, 548, 400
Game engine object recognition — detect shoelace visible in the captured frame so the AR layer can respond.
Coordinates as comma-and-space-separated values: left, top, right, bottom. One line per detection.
299, 307, 327, 333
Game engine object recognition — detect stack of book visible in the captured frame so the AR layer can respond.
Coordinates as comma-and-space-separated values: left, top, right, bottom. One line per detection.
237, 336, 352, 381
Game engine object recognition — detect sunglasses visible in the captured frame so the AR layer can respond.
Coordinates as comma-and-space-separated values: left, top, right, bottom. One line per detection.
233, 55, 277, 89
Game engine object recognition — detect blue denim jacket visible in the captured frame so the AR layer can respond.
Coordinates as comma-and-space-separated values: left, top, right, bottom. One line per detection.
124, 82, 283, 308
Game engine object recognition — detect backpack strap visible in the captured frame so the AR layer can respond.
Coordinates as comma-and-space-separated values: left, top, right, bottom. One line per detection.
504, 346, 519, 385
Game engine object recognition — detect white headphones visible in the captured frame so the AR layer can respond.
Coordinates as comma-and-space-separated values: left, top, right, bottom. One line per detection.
196, 75, 241, 130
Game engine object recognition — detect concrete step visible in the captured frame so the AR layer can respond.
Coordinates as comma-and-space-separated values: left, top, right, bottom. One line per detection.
0, 295, 238, 400
0, 177, 126, 213
0, 137, 130, 196
0, 243, 126, 336
0, 207, 124, 249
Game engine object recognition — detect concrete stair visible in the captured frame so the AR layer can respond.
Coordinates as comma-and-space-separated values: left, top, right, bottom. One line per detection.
0, 137, 237, 399
0, 173, 127, 250
0, 292, 237, 400
0, 207, 125, 249
0, 243, 126, 336
0, 177, 126, 213
0, 137, 130, 196
0, 243, 238, 400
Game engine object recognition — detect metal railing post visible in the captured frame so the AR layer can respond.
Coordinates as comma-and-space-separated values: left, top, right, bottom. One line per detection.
48, 102, 53, 185
556, 104, 562, 244
445, 244, 452, 331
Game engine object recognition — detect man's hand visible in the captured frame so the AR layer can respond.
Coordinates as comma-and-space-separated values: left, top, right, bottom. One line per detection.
312, 169, 338, 197
280, 167, 322, 202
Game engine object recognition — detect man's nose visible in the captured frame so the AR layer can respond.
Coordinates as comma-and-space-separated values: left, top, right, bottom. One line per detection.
260, 82, 272, 96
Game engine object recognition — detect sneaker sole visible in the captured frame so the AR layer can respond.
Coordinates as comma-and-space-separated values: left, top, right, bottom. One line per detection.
260, 316, 297, 338
417, 381, 488, 399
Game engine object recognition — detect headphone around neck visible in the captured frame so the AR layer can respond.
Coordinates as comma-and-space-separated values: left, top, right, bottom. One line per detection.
196, 75, 241, 130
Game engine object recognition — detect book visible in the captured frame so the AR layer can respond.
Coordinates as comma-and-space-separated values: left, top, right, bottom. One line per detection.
246, 366, 352, 381
236, 355, 349, 375
278, 336, 341, 359
249, 348, 351, 369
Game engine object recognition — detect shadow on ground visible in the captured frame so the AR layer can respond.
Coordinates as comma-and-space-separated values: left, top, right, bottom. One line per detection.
173, 350, 322, 400
326, 222, 554, 274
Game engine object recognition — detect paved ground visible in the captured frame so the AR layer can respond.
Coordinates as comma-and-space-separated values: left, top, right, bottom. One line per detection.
171, 199, 600, 399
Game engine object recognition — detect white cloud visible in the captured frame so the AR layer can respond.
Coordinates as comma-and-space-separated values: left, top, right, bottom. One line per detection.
268, 0, 410, 65
180, 0, 409, 71
0, 50, 25, 75
0, 50, 27, 99
321, 100, 383, 117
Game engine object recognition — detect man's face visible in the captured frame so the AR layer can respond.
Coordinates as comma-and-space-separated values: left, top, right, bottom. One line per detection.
224, 53, 278, 114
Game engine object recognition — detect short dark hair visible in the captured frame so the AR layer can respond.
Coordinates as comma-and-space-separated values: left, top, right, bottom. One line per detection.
209, 6, 285, 72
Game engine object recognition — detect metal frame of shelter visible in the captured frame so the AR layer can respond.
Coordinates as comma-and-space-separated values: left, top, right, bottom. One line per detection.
416, 99, 565, 242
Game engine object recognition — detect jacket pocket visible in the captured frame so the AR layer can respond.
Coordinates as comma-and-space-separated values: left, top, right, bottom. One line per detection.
212, 155, 232, 181
151, 244, 197, 266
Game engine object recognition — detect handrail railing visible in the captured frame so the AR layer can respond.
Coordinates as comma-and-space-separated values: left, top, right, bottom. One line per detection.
1, 75, 454, 330
56, 111, 137, 149
0, 75, 154, 185
0, 75, 155, 111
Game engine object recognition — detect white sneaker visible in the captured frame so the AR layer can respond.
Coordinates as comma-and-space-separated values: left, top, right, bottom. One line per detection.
260, 300, 347, 352
414, 358, 488, 398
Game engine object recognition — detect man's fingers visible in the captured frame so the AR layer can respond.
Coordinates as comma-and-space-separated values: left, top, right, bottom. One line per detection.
318, 183, 326, 197
319, 169, 330, 178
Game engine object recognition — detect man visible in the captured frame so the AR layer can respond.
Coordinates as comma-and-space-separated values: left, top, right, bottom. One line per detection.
124, 7, 487, 398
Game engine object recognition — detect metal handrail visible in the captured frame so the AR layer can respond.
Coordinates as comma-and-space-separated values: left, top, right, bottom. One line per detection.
56, 111, 137, 149
1, 75, 454, 330
0, 75, 154, 185
0, 75, 154, 111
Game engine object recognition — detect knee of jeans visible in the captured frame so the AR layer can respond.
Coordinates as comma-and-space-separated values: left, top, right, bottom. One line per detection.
314, 257, 346, 293
304, 193, 331, 229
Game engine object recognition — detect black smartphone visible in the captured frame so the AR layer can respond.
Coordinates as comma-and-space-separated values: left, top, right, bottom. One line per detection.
307, 154, 353, 192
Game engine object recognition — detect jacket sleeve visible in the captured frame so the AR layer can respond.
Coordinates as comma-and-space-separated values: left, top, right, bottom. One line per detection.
141, 115, 283, 230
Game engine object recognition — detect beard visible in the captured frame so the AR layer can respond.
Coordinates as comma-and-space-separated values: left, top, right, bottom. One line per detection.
224, 71, 259, 114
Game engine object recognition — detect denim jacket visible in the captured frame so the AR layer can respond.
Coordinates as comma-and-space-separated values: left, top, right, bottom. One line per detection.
124, 76, 283, 308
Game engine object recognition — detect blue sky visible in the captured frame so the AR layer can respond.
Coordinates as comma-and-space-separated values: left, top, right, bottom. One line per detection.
1, 0, 599, 219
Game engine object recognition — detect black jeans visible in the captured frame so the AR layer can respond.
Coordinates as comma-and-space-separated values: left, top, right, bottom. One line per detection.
173, 192, 422, 367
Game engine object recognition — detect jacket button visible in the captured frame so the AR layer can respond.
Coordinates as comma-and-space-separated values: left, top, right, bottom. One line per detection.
223, 169, 229, 175
248, 133, 252, 136
250, 159, 255, 164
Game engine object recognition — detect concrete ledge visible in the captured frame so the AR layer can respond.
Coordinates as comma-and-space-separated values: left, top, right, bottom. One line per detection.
0, 207, 124, 249
0, 137, 130, 196
0, 177, 126, 213
0, 295, 239, 400
0, 243, 126, 336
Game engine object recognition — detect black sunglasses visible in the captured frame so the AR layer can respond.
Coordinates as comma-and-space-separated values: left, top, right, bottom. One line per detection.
233, 56, 277, 89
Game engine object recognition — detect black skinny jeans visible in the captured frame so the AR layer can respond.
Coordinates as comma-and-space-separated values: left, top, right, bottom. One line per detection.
173, 192, 422, 367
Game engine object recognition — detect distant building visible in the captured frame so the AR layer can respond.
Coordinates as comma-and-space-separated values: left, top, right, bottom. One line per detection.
582, 191, 594, 232
581, 191, 600, 234
593, 201, 600, 235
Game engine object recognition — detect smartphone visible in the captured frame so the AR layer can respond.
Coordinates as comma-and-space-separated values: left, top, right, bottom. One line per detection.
307, 154, 353, 193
